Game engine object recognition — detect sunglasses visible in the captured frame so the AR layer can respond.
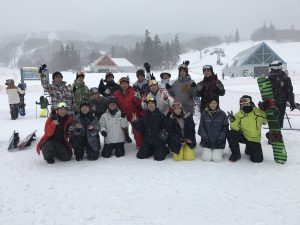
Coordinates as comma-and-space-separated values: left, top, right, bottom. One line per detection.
239, 98, 251, 105
57, 102, 67, 108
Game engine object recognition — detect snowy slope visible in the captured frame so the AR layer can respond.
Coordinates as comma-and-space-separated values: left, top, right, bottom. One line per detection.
0, 41, 300, 225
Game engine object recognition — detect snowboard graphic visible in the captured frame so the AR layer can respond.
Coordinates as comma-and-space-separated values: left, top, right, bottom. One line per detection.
257, 76, 287, 164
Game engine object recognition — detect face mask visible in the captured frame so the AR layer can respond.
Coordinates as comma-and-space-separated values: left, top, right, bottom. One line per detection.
242, 105, 253, 113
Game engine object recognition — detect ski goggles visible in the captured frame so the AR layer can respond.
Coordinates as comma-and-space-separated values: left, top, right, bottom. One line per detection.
203, 65, 213, 71
57, 101, 67, 108
148, 79, 158, 86
146, 96, 155, 103
239, 98, 251, 105
172, 102, 182, 109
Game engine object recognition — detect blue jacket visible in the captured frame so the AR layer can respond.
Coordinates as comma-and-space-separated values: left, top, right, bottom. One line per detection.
198, 108, 228, 149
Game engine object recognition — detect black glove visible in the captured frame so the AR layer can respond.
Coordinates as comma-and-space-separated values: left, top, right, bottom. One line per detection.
227, 111, 235, 122
290, 102, 296, 111
125, 135, 132, 143
190, 82, 196, 88
258, 101, 269, 111
101, 131, 107, 137
159, 129, 168, 142
121, 112, 126, 118
39, 64, 47, 75
100, 79, 104, 86
150, 73, 155, 80
165, 83, 172, 90
144, 62, 151, 73
215, 81, 224, 90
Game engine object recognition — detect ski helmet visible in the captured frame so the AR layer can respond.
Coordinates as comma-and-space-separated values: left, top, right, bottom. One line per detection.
269, 61, 283, 71
160, 72, 171, 79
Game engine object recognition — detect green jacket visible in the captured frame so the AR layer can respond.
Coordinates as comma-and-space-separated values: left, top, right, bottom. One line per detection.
72, 81, 90, 111
230, 106, 266, 143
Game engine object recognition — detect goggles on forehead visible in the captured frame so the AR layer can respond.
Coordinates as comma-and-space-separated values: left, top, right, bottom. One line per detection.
203, 65, 213, 71
57, 101, 67, 108
149, 79, 158, 86
146, 96, 155, 102
172, 102, 182, 109
239, 98, 251, 105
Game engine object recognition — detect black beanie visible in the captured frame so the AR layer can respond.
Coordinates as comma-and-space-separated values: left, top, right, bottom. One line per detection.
52, 71, 63, 80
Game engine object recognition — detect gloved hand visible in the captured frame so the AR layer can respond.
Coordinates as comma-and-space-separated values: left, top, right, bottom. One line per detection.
101, 131, 107, 137
190, 82, 197, 88
121, 112, 126, 118
159, 129, 168, 142
100, 79, 104, 86
290, 102, 296, 111
258, 101, 269, 111
39, 64, 47, 74
165, 83, 172, 90
215, 81, 224, 90
144, 62, 151, 73
150, 73, 155, 80
227, 111, 235, 122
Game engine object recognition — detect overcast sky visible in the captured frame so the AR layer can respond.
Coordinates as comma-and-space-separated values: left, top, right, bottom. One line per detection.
1, 0, 300, 39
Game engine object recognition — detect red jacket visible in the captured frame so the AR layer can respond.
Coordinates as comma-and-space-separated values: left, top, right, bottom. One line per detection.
36, 115, 73, 155
113, 86, 143, 121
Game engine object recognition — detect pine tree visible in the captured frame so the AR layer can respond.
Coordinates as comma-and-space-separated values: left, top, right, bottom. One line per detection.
235, 29, 240, 42
143, 29, 155, 65
153, 34, 163, 69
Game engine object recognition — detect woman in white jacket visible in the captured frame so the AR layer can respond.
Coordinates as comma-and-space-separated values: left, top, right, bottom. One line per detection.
99, 97, 129, 158
5, 79, 24, 120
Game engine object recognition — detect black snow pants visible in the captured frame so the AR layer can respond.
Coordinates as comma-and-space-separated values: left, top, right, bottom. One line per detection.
9, 104, 19, 120
41, 139, 72, 162
72, 136, 100, 161
227, 130, 263, 163
136, 143, 167, 161
101, 142, 125, 158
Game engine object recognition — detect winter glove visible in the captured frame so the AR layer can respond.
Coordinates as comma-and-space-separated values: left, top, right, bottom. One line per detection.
101, 131, 107, 137
215, 81, 224, 90
134, 91, 141, 99
159, 129, 168, 142
227, 111, 235, 122
150, 73, 156, 80
190, 82, 197, 88
39, 64, 47, 74
121, 112, 126, 118
258, 101, 269, 111
165, 83, 172, 90
290, 102, 296, 111
144, 62, 151, 73
100, 79, 104, 86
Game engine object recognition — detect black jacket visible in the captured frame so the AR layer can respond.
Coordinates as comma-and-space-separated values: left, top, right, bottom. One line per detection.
98, 80, 120, 97
167, 113, 196, 154
133, 108, 169, 146
268, 70, 295, 104
198, 108, 228, 149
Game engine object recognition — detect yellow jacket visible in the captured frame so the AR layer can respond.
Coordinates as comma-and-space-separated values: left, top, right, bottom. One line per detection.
230, 106, 266, 143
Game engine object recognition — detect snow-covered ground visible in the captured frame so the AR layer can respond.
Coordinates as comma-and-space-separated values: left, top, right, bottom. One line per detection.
1, 41, 300, 225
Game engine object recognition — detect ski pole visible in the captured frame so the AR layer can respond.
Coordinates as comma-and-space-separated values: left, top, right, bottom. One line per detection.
285, 112, 293, 130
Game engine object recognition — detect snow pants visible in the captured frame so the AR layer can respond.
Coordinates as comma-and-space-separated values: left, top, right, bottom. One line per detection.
277, 102, 286, 128
101, 142, 125, 158
72, 136, 100, 161
41, 139, 72, 162
201, 148, 222, 162
137, 143, 167, 161
173, 143, 195, 161
40, 108, 47, 117
9, 104, 19, 120
227, 130, 263, 163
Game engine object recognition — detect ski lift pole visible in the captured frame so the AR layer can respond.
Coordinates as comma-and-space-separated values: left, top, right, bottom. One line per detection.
35, 102, 37, 119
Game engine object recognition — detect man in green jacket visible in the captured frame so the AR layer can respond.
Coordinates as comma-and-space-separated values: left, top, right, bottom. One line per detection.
72, 72, 90, 114
227, 95, 266, 163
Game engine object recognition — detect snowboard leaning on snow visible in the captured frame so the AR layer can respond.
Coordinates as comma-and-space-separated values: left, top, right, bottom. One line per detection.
257, 76, 287, 164
8, 130, 37, 151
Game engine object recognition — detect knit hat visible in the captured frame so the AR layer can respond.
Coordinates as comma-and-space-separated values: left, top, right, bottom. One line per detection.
76, 71, 85, 80
52, 71, 63, 80
80, 99, 90, 108
160, 72, 171, 79
105, 71, 114, 79
107, 96, 117, 105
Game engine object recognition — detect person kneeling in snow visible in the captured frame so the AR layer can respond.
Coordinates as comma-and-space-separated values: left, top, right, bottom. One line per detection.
132, 97, 169, 161
198, 97, 228, 162
227, 95, 266, 163
36, 101, 73, 164
168, 100, 196, 161
99, 97, 129, 158
71, 100, 101, 161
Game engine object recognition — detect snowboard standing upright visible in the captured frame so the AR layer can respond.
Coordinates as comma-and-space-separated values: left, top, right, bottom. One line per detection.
257, 76, 287, 164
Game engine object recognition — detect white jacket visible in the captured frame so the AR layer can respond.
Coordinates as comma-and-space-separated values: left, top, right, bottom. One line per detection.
99, 110, 128, 144
6, 88, 23, 104
142, 89, 174, 115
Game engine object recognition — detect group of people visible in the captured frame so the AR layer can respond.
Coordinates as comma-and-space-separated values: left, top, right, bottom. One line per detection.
34, 60, 296, 164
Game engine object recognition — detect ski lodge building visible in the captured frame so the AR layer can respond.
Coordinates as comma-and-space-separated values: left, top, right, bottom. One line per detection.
91, 55, 136, 73
222, 42, 287, 77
